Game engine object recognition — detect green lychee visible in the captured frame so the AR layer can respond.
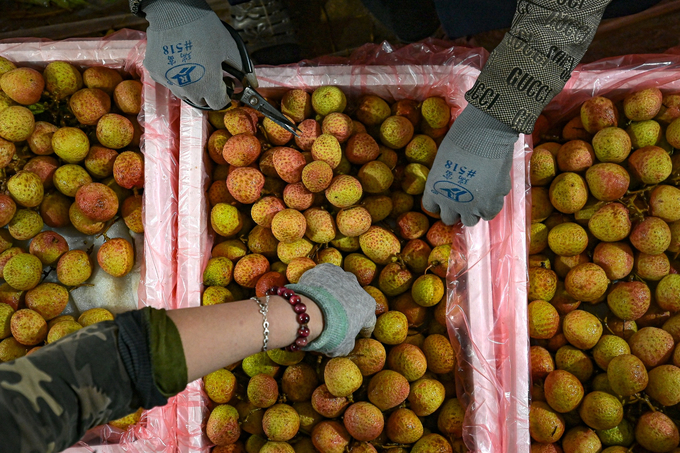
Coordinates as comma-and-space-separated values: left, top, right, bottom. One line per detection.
0, 106, 34, 142
311, 86, 346, 116
592, 127, 632, 163
588, 203, 631, 242
97, 238, 134, 277
607, 354, 648, 396
8, 170, 43, 208
607, 281, 651, 321
544, 370, 584, 413
549, 172, 588, 214
56, 250, 92, 286
324, 357, 363, 397
579, 391, 623, 430
627, 120, 662, 148
3, 253, 42, 291
634, 411, 679, 453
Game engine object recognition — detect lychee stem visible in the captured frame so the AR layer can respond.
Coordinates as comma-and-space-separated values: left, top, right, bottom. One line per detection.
96, 216, 121, 241
602, 316, 616, 336
632, 393, 658, 412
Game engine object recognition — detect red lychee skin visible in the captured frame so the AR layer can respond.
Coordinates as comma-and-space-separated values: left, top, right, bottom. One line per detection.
84, 145, 118, 179
1, 68, 44, 105
97, 238, 135, 277
75, 183, 119, 222
207, 129, 230, 165
346, 133, 380, 165
295, 119, 321, 151
121, 194, 144, 234
312, 421, 351, 453
0, 194, 16, 228
69, 88, 111, 125
222, 133, 261, 167
312, 384, 350, 418
343, 402, 384, 441
280, 182, 312, 211
226, 167, 265, 204
233, 253, 270, 288
322, 113, 353, 143
273, 147, 307, 183
113, 151, 144, 189
23, 156, 58, 190
223, 108, 257, 135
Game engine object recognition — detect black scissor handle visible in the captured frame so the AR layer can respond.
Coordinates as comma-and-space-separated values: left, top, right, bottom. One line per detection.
220, 20, 253, 83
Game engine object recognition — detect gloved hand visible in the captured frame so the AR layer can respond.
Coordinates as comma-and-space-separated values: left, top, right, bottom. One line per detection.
141, 0, 257, 110
286, 263, 376, 357
422, 104, 519, 227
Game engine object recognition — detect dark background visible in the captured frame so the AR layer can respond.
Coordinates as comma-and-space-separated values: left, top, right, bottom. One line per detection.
2, 0, 680, 63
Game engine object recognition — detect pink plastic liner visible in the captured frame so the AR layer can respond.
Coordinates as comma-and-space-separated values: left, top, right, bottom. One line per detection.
0, 31, 180, 453
175, 40, 528, 453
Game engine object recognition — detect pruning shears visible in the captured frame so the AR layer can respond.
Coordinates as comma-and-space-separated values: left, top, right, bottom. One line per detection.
183, 21, 300, 137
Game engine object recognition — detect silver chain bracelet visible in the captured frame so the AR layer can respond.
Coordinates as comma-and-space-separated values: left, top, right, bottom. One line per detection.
250, 295, 270, 352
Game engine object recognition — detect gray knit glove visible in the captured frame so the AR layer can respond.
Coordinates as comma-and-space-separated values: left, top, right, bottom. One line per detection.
422, 105, 518, 227
141, 0, 256, 110
286, 263, 376, 357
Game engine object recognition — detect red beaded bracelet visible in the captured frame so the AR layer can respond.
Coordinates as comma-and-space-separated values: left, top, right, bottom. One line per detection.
266, 286, 310, 352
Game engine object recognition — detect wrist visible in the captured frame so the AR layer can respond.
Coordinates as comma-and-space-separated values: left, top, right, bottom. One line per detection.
264, 288, 324, 352
299, 295, 324, 343
449, 105, 518, 160
285, 283, 348, 354
142, 0, 213, 30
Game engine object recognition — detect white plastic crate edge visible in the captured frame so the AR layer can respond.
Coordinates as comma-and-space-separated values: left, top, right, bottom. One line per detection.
0, 39, 179, 453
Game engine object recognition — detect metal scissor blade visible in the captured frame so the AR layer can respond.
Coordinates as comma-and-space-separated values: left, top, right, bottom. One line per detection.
236, 87, 301, 137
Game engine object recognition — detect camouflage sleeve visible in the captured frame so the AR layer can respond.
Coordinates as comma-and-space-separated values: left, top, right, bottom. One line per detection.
465, 0, 613, 134
0, 307, 187, 453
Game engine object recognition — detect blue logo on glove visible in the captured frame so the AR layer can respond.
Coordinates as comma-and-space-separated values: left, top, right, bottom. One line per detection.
165, 63, 205, 87
432, 180, 474, 203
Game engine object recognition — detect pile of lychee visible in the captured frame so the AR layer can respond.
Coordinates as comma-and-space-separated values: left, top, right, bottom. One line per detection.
199, 86, 464, 453
0, 56, 143, 389
529, 88, 680, 453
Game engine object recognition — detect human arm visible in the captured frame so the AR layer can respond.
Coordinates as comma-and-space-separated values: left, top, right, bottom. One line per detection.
0, 263, 374, 453
423, 0, 613, 226
167, 293, 323, 381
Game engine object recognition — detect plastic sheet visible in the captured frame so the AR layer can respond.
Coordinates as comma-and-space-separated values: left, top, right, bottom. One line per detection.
176, 40, 529, 453
544, 52, 680, 125
0, 30, 180, 453
445, 136, 531, 453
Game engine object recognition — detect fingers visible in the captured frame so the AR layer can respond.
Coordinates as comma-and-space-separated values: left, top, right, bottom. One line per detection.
479, 197, 506, 221
440, 208, 461, 227
460, 212, 481, 227
202, 79, 230, 111
421, 193, 441, 217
